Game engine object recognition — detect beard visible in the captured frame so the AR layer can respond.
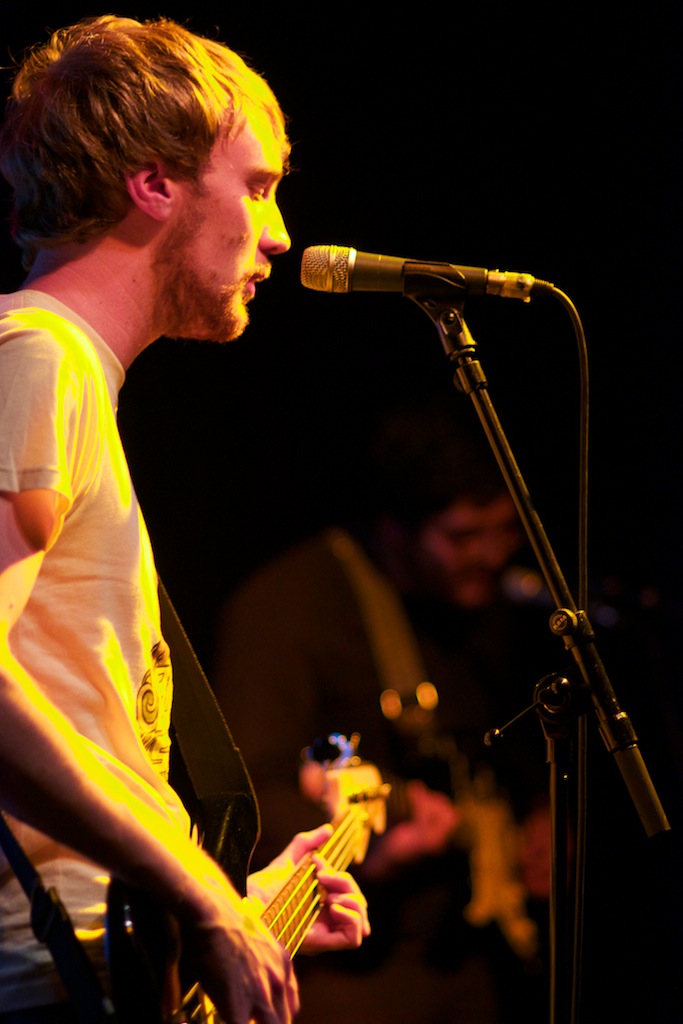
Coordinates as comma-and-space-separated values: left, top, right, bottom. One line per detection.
152, 196, 250, 343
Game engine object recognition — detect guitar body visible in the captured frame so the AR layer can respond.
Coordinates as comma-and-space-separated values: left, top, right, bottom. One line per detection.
105, 782, 259, 1024
106, 880, 183, 1024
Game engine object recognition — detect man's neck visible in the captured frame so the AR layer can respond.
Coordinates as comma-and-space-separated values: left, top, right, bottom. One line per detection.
22, 234, 160, 370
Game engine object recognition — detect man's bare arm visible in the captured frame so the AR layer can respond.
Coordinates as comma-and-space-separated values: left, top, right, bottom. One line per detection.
0, 490, 299, 1023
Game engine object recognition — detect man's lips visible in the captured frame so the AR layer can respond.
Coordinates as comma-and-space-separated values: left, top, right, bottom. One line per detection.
245, 268, 269, 299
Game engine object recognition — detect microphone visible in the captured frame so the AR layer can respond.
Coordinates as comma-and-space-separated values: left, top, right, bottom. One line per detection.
300, 245, 554, 301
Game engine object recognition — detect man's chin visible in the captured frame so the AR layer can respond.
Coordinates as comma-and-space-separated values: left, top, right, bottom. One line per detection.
172, 306, 249, 344
219, 299, 249, 342
448, 579, 498, 610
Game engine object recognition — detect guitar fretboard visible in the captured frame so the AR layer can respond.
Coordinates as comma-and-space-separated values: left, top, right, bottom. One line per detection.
262, 804, 369, 955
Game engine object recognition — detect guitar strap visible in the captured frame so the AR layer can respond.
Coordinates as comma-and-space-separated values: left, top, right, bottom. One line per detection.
324, 528, 436, 724
0, 811, 117, 1023
324, 527, 457, 812
160, 579, 260, 894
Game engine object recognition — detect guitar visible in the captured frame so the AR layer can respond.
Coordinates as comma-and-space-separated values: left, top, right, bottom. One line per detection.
106, 756, 388, 1023
304, 734, 540, 962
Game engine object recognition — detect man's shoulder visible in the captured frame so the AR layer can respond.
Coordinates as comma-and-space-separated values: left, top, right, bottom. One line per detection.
225, 530, 358, 623
243, 531, 345, 588
0, 290, 95, 359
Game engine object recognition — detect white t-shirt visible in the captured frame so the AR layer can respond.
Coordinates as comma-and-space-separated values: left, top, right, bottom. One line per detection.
0, 291, 188, 1009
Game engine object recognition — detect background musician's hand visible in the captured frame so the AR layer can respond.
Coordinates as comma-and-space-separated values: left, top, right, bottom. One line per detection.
518, 799, 553, 900
362, 780, 460, 878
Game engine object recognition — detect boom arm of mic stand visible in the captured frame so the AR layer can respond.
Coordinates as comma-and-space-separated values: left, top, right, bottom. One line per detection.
405, 279, 670, 838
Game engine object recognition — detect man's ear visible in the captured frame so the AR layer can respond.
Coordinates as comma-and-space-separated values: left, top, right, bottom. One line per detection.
125, 162, 179, 222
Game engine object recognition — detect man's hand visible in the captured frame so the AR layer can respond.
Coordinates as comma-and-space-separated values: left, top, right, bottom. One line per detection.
303, 852, 370, 952
176, 847, 300, 1024
247, 826, 370, 953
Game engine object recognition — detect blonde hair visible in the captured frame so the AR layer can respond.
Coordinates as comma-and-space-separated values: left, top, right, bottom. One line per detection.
0, 15, 289, 266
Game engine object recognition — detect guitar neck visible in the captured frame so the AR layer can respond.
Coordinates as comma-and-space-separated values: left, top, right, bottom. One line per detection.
107, 758, 386, 1024
183, 809, 370, 1024
261, 805, 367, 956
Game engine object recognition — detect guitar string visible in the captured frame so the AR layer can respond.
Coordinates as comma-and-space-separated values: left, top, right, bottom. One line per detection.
278, 826, 361, 955
278, 823, 362, 956
265, 812, 364, 952
262, 808, 360, 930
176, 798, 380, 1021
173, 836, 364, 1024
265, 813, 361, 940
265, 810, 361, 927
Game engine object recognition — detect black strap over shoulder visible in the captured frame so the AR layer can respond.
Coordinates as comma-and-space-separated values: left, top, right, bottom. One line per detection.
159, 580, 260, 893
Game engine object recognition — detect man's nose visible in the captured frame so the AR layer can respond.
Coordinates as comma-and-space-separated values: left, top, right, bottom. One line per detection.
262, 203, 291, 255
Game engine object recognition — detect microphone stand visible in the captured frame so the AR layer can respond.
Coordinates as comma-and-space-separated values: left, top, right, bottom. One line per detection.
401, 270, 670, 1024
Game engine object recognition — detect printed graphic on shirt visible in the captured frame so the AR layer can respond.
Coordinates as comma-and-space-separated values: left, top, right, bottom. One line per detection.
136, 639, 173, 780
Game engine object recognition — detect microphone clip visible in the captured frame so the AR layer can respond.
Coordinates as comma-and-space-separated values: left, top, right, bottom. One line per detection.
402, 265, 467, 313
401, 268, 477, 365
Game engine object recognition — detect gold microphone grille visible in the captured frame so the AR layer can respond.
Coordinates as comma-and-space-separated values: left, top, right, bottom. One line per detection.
300, 245, 351, 292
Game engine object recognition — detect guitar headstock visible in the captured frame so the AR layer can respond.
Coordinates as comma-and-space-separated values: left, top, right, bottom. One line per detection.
300, 734, 389, 861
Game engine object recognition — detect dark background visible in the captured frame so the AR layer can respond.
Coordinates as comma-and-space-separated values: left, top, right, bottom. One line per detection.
3, 5, 683, 1020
